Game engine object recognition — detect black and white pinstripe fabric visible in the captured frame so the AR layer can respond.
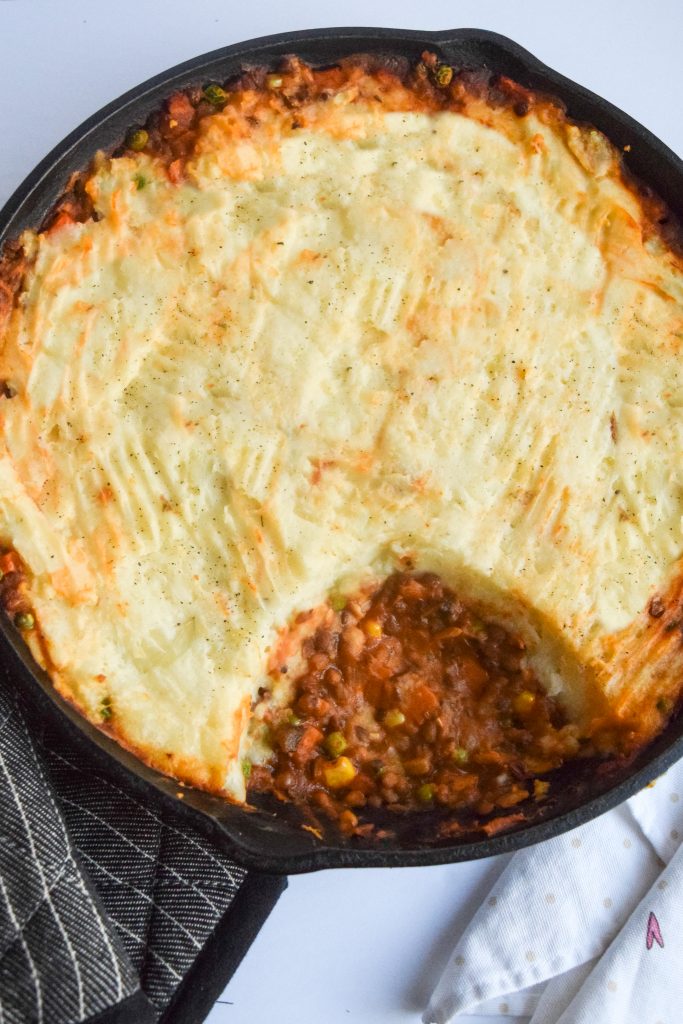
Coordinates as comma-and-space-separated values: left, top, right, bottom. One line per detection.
0, 671, 252, 1024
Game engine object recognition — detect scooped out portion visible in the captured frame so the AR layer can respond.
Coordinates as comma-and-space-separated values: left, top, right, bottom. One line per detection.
247, 572, 635, 836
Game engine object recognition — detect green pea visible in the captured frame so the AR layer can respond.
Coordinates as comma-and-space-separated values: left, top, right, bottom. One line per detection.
417, 783, 435, 803
203, 83, 228, 106
100, 696, 113, 722
324, 731, 347, 757
435, 64, 453, 87
452, 747, 469, 764
330, 593, 347, 612
287, 710, 301, 726
126, 128, 149, 151
14, 611, 34, 631
242, 759, 252, 780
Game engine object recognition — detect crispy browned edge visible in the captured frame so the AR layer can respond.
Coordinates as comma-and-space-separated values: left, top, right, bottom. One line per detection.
0, 52, 682, 832
3, 50, 682, 331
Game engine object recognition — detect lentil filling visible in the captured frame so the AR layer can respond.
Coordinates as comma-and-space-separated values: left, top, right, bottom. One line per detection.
248, 572, 585, 834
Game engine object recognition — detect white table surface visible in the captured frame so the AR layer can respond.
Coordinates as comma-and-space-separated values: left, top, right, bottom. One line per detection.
1, 2, 681, 1022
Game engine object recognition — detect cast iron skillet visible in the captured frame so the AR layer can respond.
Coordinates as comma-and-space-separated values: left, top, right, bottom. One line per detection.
2, 26, 683, 874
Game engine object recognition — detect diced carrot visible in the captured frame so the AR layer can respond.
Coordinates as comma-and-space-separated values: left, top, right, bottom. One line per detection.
482, 813, 526, 836
294, 726, 323, 763
167, 159, 183, 184
402, 683, 439, 724
0, 551, 21, 575
497, 785, 529, 808
473, 750, 507, 766
167, 92, 195, 129
457, 654, 489, 691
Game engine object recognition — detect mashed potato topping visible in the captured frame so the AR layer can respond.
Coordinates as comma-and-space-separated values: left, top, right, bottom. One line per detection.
1, 59, 682, 800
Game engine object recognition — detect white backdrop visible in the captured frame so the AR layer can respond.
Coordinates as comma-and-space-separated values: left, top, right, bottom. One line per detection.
1, 3, 681, 1023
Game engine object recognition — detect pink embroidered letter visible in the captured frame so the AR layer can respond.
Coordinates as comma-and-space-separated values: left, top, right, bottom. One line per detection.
646, 911, 664, 950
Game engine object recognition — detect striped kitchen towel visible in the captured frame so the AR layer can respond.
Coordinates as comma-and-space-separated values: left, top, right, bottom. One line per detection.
0, 661, 286, 1024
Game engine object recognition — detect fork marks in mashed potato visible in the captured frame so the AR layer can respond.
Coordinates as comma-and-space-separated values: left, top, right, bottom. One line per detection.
0, 57, 682, 803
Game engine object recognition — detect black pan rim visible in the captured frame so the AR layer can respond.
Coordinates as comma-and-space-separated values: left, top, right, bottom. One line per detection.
2, 25, 682, 874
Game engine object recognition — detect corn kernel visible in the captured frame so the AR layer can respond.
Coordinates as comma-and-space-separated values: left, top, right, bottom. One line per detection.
363, 618, 382, 638
513, 690, 536, 714
534, 779, 550, 798
324, 756, 357, 789
383, 709, 405, 729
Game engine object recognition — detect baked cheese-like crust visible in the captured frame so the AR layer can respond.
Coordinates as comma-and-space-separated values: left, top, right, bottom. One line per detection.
1, 59, 682, 799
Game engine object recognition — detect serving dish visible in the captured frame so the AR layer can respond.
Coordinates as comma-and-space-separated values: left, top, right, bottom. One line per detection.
1, 26, 683, 873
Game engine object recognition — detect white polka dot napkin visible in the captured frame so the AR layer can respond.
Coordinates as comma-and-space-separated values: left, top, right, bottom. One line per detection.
424, 758, 683, 1024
